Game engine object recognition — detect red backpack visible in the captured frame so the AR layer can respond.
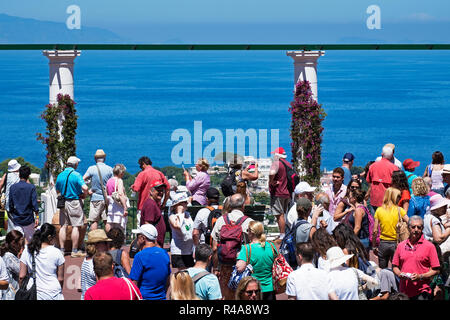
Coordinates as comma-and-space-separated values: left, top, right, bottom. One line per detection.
217, 215, 249, 265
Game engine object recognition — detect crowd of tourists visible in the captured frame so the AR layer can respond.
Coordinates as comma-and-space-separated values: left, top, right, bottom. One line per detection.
0, 144, 449, 301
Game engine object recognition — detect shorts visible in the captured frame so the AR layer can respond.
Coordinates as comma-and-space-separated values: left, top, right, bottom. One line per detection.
9, 222, 35, 243
171, 254, 195, 269
270, 197, 290, 216
60, 199, 85, 227
88, 200, 107, 222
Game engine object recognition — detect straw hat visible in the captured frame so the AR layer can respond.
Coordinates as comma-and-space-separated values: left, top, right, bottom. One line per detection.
86, 229, 112, 244
94, 149, 106, 159
326, 246, 354, 269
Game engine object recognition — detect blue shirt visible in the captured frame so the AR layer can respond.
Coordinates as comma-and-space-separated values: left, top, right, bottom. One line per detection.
83, 163, 113, 202
407, 195, 430, 219
187, 267, 222, 300
129, 246, 171, 300
341, 166, 352, 186
404, 170, 418, 194
9, 180, 39, 226
55, 168, 86, 200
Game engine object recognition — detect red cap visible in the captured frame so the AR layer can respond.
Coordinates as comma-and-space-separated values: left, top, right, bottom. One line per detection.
271, 147, 286, 155
403, 158, 420, 170
149, 179, 166, 189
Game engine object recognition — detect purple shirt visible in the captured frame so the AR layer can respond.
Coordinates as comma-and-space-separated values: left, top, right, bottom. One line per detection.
186, 171, 210, 205
326, 183, 347, 217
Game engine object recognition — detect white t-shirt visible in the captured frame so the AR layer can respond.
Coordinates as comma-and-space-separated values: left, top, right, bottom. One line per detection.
20, 245, 65, 300
169, 211, 195, 255
423, 213, 444, 242
0, 256, 8, 281
286, 263, 332, 300
327, 266, 359, 300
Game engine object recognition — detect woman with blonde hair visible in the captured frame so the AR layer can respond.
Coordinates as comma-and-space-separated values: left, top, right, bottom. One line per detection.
235, 220, 278, 300
236, 181, 252, 205
184, 158, 211, 205
407, 177, 431, 218
372, 187, 409, 268
169, 270, 200, 300
235, 276, 263, 300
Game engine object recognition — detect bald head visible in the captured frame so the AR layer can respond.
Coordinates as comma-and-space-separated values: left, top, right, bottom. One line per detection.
229, 193, 245, 211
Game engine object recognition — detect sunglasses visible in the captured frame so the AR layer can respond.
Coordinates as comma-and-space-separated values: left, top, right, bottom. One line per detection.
350, 186, 359, 190
409, 225, 423, 230
245, 289, 261, 296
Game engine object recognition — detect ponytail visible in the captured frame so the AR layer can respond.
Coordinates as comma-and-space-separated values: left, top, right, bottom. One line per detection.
28, 223, 56, 255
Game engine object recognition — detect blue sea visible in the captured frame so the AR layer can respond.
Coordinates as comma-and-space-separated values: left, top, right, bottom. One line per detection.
0, 50, 449, 175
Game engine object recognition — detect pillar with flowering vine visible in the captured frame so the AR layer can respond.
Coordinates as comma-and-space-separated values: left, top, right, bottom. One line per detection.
287, 51, 326, 186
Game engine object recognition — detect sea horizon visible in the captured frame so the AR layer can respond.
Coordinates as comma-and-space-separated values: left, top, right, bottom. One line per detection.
0, 50, 449, 176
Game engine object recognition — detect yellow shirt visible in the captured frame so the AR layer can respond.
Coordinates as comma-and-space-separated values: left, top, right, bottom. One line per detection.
374, 205, 406, 241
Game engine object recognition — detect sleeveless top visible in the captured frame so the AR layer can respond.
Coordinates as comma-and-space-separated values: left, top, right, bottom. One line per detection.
429, 165, 444, 189
346, 205, 370, 240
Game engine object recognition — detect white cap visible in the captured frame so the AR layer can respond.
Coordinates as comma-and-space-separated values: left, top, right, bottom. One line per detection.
67, 156, 81, 165
133, 224, 158, 241
294, 181, 316, 195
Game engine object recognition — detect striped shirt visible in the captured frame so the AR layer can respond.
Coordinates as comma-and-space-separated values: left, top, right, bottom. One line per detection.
80, 258, 96, 300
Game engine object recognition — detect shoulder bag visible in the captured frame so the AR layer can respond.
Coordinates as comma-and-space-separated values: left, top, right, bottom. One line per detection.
227, 244, 253, 290
396, 207, 409, 243
269, 241, 293, 294
15, 253, 37, 300
57, 170, 73, 209
96, 164, 109, 215
123, 277, 142, 300
351, 267, 368, 300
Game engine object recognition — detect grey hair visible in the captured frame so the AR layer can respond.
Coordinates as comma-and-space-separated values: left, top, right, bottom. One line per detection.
382, 146, 394, 159
316, 193, 330, 205
229, 193, 245, 210
423, 176, 432, 187
113, 164, 126, 176
408, 215, 424, 227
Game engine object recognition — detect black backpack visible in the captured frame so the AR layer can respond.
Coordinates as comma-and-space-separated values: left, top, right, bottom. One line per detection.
204, 205, 223, 245
279, 159, 299, 194
221, 168, 240, 197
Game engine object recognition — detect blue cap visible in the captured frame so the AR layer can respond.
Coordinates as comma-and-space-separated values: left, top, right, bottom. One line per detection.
343, 153, 355, 162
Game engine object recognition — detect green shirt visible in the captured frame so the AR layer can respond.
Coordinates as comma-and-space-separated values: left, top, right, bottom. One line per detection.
237, 242, 278, 292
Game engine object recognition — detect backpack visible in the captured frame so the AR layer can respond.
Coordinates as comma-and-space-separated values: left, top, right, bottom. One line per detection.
364, 206, 380, 247
279, 159, 300, 194
112, 249, 129, 278
205, 205, 223, 245
217, 214, 249, 265
279, 219, 308, 269
221, 168, 240, 197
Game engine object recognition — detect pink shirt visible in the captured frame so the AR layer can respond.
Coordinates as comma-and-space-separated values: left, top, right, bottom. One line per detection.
84, 277, 142, 300
366, 158, 399, 207
326, 183, 347, 217
186, 171, 210, 205
392, 235, 440, 298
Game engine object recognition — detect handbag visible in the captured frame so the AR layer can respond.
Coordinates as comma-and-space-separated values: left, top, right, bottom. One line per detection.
396, 207, 409, 243
228, 244, 253, 290
111, 178, 122, 204
57, 170, 73, 209
351, 267, 368, 300
269, 241, 293, 294
15, 253, 37, 300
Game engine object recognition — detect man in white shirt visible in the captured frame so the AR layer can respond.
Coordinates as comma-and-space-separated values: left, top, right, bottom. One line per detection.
193, 187, 222, 245
286, 243, 335, 300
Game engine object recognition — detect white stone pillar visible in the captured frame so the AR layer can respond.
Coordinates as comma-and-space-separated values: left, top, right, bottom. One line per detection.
286, 51, 325, 101
43, 50, 81, 104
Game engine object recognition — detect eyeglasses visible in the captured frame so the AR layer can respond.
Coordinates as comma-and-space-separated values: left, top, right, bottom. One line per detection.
245, 289, 260, 296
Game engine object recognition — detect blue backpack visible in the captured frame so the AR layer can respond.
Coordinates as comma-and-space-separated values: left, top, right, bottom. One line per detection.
279, 220, 308, 269
112, 249, 129, 278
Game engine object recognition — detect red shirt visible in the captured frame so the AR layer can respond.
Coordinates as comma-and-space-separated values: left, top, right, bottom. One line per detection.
392, 235, 440, 298
366, 158, 399, 207
269, 159, 290, 199
84, 277, 143, 300
131, 166, 169, 210
140, 197, 166, 248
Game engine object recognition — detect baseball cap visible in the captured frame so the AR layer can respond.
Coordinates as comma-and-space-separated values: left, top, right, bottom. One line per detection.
206, 187, 220, 199
271, 147, 287, 158
132, 224, 158, 241
294, 181, 316, 195
403, 158, 420, 170
149, 179, 166, 189
342, 153, 355, 162
67, 156, 81, 165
